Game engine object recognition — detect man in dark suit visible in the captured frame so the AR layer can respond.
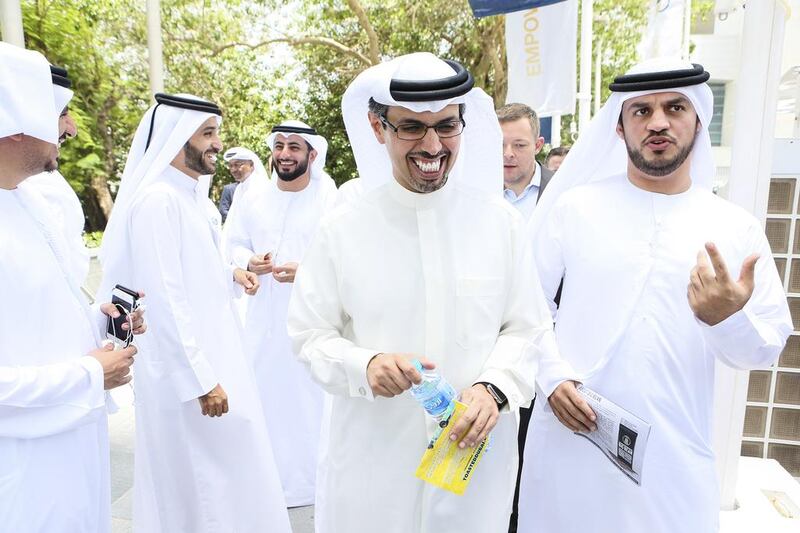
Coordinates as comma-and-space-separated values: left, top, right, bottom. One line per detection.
218, 181, 238, 223
218, 149, 256, 223
497, 103, 554, 533
497, 103, 554, 223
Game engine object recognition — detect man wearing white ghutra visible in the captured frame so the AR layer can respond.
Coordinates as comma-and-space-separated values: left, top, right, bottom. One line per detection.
288, 53, 554, 532
226, 120, 338, 507
0, 43, 142, 532
518, 59, 793, 533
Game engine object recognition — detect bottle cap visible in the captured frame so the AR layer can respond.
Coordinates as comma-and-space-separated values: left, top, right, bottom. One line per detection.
412, 359, 423, 373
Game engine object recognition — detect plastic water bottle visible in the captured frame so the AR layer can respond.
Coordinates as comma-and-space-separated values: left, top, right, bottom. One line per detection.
409, 359, 456, 428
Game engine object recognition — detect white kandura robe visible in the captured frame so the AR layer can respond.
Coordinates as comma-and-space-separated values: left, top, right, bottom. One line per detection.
122, 166, 291, 533
518, 175, 792, 533
288, 179, 554, 533
23, 170, 90, 285
0, 186, 109, 533
226, 176, 338, 506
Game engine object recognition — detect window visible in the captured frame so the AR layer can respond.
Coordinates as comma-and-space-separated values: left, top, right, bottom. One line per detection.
708, 82, 726, 147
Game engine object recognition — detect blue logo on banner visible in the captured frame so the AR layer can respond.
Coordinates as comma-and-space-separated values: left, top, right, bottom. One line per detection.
468, 0, 567, 18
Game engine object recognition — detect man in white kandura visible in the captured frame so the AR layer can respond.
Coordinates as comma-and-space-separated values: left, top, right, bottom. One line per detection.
23, 65, 89, 286
0, 43, 142, 532
98, 93, 292, 533
518, 59, 792, 533
226, 120, 337, 506
288, 53, 554, 533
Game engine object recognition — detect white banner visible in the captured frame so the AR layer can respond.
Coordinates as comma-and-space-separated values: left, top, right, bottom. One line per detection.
504, 1, 577, 117
638, 0, 687, 60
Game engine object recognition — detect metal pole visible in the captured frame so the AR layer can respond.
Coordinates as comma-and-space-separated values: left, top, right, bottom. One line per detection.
146, 0, 165, 96
578, 0, 593, 132
0, 0, 25, 47
683, 0, 693, 60
551, 114, 561, 148
794, 68, 800, 138
594, 38, 602, 115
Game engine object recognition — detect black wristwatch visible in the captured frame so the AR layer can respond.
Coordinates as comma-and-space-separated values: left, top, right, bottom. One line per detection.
476, 382, 508, 409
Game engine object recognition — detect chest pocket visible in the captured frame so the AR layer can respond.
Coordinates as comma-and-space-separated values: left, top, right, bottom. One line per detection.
455, 277, 505, 349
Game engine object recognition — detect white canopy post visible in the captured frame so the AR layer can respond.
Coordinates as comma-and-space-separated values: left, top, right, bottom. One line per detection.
551, 114, 561, 148
0, 0, 24, 47
146, 0, 165, 96
578, 0, 593, 133
713, 0, 788, 511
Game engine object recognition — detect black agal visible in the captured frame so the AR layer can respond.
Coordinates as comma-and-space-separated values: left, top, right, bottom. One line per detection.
389, 60, 474, 102
145, 93, 222, 150
609, 64, 710, 92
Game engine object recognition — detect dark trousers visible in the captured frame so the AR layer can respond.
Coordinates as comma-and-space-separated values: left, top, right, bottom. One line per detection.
508, 401, 534, 533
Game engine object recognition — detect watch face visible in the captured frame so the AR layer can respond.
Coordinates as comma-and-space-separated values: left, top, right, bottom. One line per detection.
485, 385, 501, 404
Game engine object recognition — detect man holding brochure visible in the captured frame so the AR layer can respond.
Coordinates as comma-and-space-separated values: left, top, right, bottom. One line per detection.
518, 59, 792, 533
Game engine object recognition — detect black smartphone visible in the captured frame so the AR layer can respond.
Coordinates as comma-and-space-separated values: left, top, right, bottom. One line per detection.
106, 284, 139, 347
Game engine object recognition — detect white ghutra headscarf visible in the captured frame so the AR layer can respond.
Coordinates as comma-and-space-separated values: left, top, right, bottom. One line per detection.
267, 120, 336, 189
530, 58, 715, 237
0, 43, 59, 144
99, 94, 222, 301
341, 52, 503, 196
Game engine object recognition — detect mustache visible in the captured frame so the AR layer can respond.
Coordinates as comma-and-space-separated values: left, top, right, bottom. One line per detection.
408, 149, 450, 159
642, 131, 677, 144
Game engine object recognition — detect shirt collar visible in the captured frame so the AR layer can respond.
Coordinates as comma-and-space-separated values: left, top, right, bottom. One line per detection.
162, 164, 200, 194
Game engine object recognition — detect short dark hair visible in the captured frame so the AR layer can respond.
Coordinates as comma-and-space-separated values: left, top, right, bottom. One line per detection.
545, 146, 570, 162
368, 97, 466, 127
496, 102, 541, 138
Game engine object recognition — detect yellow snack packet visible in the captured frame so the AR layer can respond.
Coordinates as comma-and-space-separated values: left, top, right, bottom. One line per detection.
414, 400, 489, 495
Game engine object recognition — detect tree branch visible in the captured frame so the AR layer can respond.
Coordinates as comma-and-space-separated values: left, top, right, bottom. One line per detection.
211, 36, 373, 66
346, 0, 381, 65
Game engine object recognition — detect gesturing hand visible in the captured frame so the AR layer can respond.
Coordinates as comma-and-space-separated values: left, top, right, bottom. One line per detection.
198, 384, 228, 417
248, 252, 273, 275
366, 353, 435, 398
548, 380, 597, 433
273, 262, 299, 283
688, 242, 758, 326
448, 384, 499, 449
233, 267, 260, 295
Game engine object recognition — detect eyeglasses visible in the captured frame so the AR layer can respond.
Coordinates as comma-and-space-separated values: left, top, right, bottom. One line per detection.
379, 115, 465, 141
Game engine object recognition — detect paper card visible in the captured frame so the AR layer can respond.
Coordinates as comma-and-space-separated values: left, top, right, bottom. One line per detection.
414, 400, 489, 495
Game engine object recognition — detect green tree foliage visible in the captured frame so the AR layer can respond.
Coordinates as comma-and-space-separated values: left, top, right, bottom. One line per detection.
20, 0, 294, 230
22, 0, 149, 229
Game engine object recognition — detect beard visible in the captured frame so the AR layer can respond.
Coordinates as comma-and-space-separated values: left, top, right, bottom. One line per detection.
408, 171, 448, 193
625, 130, 698, 177
22, 138, 57, 174
274, 154, 310, 181
184, 141, 217, 175
405, 149, 451, 193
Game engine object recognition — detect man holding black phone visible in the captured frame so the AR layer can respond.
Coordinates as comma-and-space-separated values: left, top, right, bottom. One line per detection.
0, 43, 145, 532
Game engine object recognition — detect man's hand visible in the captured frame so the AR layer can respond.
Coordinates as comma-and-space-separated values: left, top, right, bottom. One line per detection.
273, 262, 299, 283
198, 384, 228, 417
548, 380, 597, 432
449, 384, 499, 449
688, 242, 758, 326
247, 252, 273, 275
233, 268, 260, 295
366, 353, 435, 398
89, 343, 136, 390
100, 290, 147, 335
